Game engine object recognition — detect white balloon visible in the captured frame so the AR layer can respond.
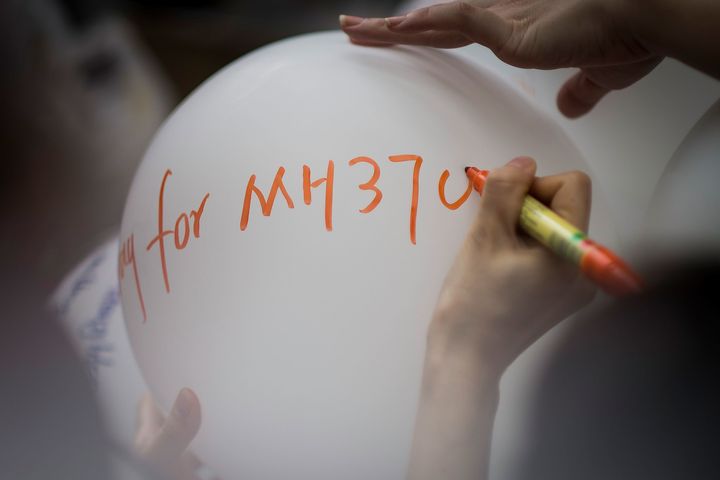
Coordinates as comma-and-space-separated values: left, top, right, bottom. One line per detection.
120, 31, 616, 479
644, 99, 720, 256
50, 237, 147, 450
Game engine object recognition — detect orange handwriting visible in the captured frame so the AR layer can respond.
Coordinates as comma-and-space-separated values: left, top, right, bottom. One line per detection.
348, 156, 383, 214
240, 167, 295, 231
438, 169, 473, 210
303, 160, 334, 231
118, 234, 147, 322
236, 157, 473, 244
146, 169, 210, 293
389, 154, 423, 245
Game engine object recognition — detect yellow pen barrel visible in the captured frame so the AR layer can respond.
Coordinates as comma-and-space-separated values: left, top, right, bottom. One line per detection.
519, 196, 586, 265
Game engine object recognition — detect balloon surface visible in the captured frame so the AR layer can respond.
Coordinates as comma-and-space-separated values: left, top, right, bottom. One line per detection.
120, 31, 615, 479
645, 99, 720, 255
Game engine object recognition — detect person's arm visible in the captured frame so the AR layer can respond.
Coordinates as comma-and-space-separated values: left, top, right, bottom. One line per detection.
408, 335, 500, 480
630, 0, 720, 79
340, 0, 720, 118
408, 157, 595, 480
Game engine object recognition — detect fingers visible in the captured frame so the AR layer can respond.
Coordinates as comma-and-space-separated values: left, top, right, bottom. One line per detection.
387, 2, 511, 51
136, 388, 201, 466
350, 29, 471, 49
556, 71, 610, 118
530, 171, 592, 232
471, 156, 536, 245
340, 16, 470, 48
557, 58, 662, 117
347, 37, 395, 48
340, 2, 510, 51
470, 158, 593, 247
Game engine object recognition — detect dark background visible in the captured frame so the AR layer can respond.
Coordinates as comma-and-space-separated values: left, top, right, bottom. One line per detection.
65, 0, 402, 99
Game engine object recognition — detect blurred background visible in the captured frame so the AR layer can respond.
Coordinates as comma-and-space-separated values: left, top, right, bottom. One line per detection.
0, 0, 406, 290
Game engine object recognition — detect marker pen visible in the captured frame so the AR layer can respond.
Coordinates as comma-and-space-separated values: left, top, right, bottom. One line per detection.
466, 166, 643, 296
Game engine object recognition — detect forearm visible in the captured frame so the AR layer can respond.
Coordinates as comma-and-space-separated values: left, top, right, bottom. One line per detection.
407, 325, 502, 480
626, 0, 720, 79
405, 161, 594, 479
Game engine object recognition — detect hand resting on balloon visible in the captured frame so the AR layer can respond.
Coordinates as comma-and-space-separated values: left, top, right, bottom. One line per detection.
135, 388, 217, 480
341, 0, 720, 118
341, 0, 662, 118
407, 157, 596, 480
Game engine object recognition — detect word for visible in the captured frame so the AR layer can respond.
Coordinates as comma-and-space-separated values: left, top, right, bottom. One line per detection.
146, 170, 211, 294
119, 155, 475, 322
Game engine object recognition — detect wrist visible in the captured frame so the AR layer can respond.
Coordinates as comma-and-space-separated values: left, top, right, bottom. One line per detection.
420, 335, 502, 429
426, 312, 508, 382
423, 331, 502, 395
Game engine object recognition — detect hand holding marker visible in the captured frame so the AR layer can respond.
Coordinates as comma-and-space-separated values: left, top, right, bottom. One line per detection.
465, 166, 643, 296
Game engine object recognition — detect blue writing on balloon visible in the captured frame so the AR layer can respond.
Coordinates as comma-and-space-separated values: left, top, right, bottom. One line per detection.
77, 287, 119, 382
55, 252, 106, 317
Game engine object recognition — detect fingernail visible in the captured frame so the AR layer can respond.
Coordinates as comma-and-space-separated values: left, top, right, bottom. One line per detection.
507, 156, 534, 172
384, 15, 406, 28
175, 388, 194, 418
339, 14, 364, 27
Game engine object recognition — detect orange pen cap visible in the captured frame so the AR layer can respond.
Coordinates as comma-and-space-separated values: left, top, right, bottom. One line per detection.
580, 241, 644, 296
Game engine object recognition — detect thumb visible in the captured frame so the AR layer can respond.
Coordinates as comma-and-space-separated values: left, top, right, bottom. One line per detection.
557, 58, 662, 118
557, 71, 609, 118
472, 157, 536, 245
142, 388, 201, 466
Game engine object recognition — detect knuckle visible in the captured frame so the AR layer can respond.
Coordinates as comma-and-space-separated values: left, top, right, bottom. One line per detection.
455, 1, 476, 16
485, 169, 528, 195
453, 1, 478, 27
487, 11, 524, 59
414, 6, 431, 20
567, 170, 592, 190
